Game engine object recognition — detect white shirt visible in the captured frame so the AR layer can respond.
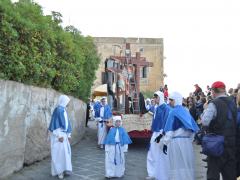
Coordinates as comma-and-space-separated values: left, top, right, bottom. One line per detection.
100, 106, 104, 118
115, 128, 120, 143
64, 110, 68, 131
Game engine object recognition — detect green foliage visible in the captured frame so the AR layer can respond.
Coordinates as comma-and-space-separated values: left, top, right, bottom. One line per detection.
142, 90, 155, 99
0, 0, 100, 101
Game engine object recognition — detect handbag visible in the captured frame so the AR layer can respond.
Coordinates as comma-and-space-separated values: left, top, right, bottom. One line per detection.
202, 133, 224, 157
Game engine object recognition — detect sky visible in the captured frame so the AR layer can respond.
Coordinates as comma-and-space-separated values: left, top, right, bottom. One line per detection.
19, 0, 240, 96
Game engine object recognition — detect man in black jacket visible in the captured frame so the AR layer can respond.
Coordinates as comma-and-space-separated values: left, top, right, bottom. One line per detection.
201, 81, 237, 180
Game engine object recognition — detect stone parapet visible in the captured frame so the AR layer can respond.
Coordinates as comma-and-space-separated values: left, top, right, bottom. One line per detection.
0, 80, 86, 178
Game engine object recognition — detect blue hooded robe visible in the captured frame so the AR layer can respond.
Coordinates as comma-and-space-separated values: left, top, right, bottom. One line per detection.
149, 105, 155, 113
94, 103, 112, 120
164, 105, 199, 133
48, 106, 72, 133
151, 103, 171, 132
104, 127, 132, 146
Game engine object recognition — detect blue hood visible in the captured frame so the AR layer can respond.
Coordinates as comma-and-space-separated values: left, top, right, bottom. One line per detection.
104, 127, 132, 145
151, 103, 171, 132
164, 105, 199, 132
48, 106, 72, 133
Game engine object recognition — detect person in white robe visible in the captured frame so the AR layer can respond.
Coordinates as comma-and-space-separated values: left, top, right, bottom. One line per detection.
162, 92, 199, 180
48, 95, 72, 179
104, 116, 132, 178
94, 97, 112, 148
145, 98, 151, 111
146, 91, 171, 180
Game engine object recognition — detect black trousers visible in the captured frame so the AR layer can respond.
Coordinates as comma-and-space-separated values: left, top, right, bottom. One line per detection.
85, 110, 90, 127
207, 147, 236, 180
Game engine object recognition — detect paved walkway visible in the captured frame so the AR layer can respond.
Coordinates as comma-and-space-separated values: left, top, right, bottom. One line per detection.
4, 120, 207, 180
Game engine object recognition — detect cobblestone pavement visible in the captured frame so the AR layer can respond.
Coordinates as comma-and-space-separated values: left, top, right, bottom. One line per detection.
5, 120, 207, 180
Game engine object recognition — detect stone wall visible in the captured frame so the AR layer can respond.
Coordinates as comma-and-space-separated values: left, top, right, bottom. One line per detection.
93, 37, 164, 92
0, 80, 86, 178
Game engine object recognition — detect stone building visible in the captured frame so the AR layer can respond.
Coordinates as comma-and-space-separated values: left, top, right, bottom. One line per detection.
93, 37, 164, 93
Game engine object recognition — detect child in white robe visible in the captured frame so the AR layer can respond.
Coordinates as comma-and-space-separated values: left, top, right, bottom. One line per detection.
104, 115, 132, 178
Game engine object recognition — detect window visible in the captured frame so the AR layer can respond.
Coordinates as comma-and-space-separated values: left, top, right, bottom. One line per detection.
142, 66, 148, 78
102, 72, 107, 84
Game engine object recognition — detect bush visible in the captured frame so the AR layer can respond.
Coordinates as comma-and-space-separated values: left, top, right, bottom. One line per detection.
0, 0, 100, 101
141, 90, 155, 99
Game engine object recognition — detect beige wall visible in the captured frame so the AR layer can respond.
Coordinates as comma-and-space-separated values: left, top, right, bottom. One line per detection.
93, 37, 164, 93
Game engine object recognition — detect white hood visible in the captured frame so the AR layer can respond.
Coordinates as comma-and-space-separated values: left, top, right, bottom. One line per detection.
58, 95, 70, 108
113, 115, 122, 126
169, 92, 183, 106
154, 91, 165, 105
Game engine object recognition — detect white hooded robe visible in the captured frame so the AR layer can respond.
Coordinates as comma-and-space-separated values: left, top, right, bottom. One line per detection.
50, 95, 72, 176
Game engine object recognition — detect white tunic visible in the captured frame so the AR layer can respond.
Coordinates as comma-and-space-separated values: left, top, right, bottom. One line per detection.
105, 129, 128, 178
50, 128, 72, 176
162, 128, 195, 180
96, 106, 107, 145
147, 131, 170, 180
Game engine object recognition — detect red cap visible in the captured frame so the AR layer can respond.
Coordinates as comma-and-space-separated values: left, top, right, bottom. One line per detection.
211, 81, 226, 89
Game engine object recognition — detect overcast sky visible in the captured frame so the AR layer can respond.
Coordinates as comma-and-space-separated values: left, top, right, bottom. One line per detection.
31, 0, 239, 96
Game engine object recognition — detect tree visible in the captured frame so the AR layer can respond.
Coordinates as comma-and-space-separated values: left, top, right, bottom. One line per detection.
0, 0, 100, 101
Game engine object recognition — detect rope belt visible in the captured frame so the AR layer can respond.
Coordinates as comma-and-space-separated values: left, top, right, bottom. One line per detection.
99, 120, 106, 127
114, 142, 123, 165
172, 136, 190, 139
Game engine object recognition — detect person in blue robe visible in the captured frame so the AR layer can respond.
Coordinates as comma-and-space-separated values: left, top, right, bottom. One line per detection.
149, 99, 156, 114
94, 97, 112, 148
145, 98, 151, 111
146, 91, 171, 180
48, 95, 72, 179
162, 92, 199, 180
104, 115, 132, 178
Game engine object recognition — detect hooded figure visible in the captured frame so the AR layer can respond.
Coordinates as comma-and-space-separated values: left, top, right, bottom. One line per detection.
94, 96, 112, 148
104, 116, 132, 178
146, 91, 171, 180
48, 95, 72, 179
162, 92, 199, 180
145, 98, 151, 111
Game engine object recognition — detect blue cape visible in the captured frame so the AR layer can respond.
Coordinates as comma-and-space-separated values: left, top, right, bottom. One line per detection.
104, 127, 132, 146
94, 103, 112, 120
48, 106, 72, 133
149, 105, 155, 113
151, 103, 171, 132
164, 105, 199, 132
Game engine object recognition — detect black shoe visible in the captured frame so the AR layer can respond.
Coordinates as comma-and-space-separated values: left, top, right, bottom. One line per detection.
64, 171, 71, 176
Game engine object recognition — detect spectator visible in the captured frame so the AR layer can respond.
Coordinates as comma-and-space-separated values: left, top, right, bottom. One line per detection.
187, 97, 197, 121
164, 84, 169, 98
194, 84, 203, 96
206, 85, 211, 96
201, 81, 237, 180
228, 88, 234, 96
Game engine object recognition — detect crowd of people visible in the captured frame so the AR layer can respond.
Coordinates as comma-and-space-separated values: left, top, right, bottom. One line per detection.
145, 82, 240, 180
47, 81, 240, 180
